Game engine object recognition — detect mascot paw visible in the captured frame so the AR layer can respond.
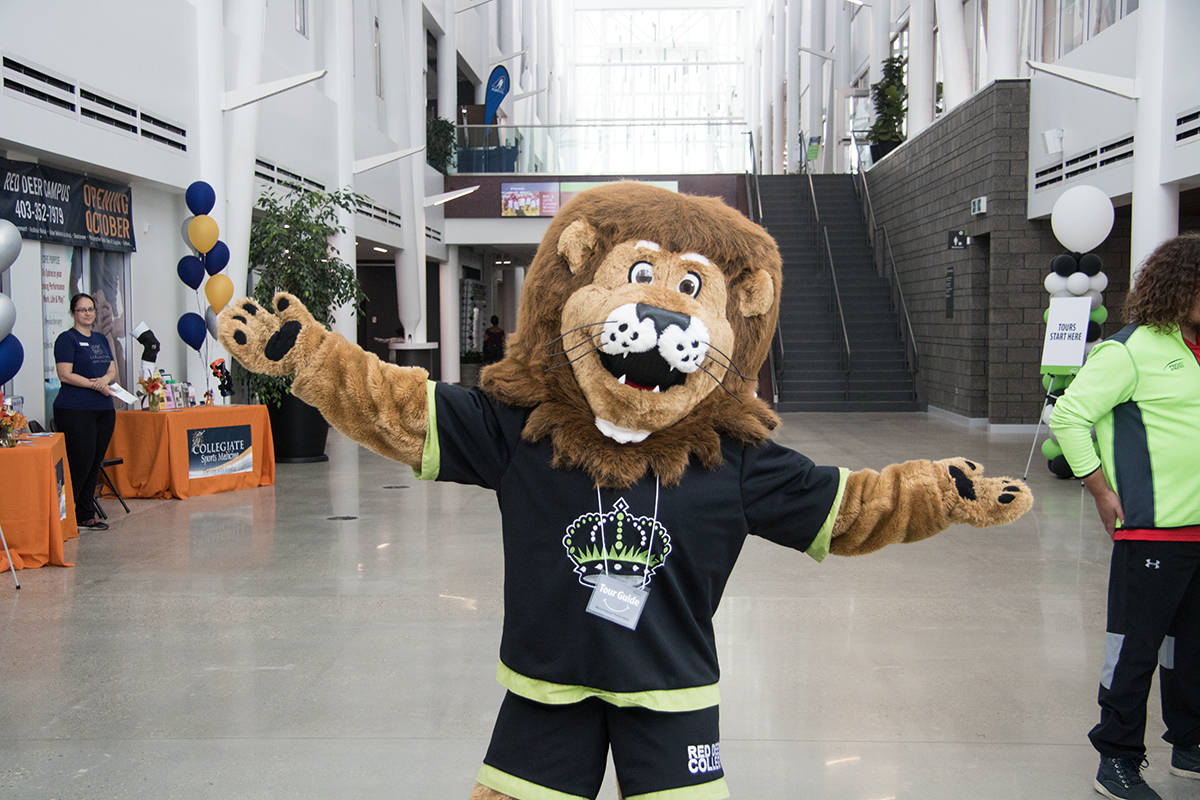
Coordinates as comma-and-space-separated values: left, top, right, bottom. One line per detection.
935, 457, 1033, 527
217, 292, 323, 377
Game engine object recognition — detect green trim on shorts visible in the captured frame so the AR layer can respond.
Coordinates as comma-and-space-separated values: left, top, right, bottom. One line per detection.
476, 764, 590, 800
497, 662, 720, 713
413, 380, 439, 480
625, 777, 730, 800
806, 466, 849, 563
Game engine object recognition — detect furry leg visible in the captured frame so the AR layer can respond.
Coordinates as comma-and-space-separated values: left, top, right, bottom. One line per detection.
468, 783, 515, 800
830, 457, 1032, 556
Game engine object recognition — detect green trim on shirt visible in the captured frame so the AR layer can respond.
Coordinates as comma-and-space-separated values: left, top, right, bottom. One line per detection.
625, 778, 730, 800
497, 662, 721, 713
476, 765, 590, 800
413, 380, 440, 480
806, 466, 849, 563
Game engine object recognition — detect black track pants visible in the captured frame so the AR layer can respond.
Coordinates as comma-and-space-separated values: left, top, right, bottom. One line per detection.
53, 407, 116, 523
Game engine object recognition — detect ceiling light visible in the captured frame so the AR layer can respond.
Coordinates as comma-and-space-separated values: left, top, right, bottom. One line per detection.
373, 246, 388, 253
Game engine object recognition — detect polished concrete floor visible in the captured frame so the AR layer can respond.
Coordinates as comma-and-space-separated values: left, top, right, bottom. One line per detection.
2, 412, 1196, 799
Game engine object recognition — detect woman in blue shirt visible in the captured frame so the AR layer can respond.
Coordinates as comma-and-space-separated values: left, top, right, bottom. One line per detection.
54, 293, 117, 531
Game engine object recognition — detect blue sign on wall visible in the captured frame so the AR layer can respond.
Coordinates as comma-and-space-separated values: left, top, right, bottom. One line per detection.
484, 65, 510, 124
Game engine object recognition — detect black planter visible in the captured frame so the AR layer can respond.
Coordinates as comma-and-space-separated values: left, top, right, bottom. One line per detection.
870, 140, 900, 163
267, 393, 330, 463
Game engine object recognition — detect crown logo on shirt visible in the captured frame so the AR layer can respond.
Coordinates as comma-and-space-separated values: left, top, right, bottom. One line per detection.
562, 497, 672, 587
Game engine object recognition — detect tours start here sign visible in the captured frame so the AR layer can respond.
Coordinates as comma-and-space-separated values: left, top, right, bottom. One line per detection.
1041, 296, 1093, 374
0, 157, 136, 251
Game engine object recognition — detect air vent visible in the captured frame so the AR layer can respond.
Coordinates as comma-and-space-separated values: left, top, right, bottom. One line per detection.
1034, 131, 1134, 191
425, 225, 442, 242
2, 55, 76, 113
358, 199, 403, 230
1177, 107, 1200, 145
253, 158, 327, 193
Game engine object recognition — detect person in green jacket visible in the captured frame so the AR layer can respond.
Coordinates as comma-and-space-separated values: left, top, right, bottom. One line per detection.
1051, 233, 1200, 800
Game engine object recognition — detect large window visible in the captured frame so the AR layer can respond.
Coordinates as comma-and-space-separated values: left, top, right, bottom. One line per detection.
1042, 0, 1138, 61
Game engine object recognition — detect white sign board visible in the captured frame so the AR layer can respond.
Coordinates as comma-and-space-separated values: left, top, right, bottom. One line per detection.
1041, 296, 1093, 372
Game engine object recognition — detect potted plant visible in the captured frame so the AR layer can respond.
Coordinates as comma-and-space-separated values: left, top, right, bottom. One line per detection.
426, 117, 456, 174
867, 55, 907, 163
459, 348, 483, 387
242, 185, 366, 462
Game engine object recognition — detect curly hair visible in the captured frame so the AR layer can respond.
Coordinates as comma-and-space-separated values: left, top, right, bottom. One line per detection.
1124, 232, 1200, 331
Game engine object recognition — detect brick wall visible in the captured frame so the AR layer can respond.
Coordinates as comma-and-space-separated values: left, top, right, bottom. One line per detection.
865, 80, 1131, 424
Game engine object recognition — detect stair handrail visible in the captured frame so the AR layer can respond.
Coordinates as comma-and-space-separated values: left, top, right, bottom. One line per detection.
821, 224, 852, 370
878, 225, 920, 374
744, 130, 780, 405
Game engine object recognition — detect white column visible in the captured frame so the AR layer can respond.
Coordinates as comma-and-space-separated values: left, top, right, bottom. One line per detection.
437, 0, 457, 123
934, 0, 971, 110
439, 246, 461, 383
325, 0, 356, 342
785, 0, 801, 172
829, 3, 851, 173
759, 38, 772, 172
804, 0, 826, 170
986, 0, 1020, 81
395, 0, 427, 342
908, 0, 935, 136
772, 3, 786, 173
870, 0, 893, 88
1130, 0, 1178, 277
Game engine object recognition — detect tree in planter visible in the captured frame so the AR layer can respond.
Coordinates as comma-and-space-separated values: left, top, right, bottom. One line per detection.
867, 55, 907, 162
426, 117, 456, 174
240, 186, 366, 411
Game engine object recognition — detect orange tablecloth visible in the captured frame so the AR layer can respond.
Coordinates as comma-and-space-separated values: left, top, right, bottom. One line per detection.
0, 433, 77, 573
106, 405, 275, 500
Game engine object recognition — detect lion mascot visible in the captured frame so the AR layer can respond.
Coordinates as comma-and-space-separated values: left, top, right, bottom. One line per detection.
220, 182, 1032, 800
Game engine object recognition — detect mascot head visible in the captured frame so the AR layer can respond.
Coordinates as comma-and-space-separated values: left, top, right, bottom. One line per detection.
482, 182, 783, 488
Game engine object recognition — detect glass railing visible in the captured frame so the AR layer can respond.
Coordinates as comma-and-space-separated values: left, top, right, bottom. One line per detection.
450, 122, 752, 175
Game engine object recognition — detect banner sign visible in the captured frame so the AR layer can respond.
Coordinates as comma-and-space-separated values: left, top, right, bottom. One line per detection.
187, 424, 254, 479
1041, 296, 1092, 373
0, 157, 136, 251
484, 65, 510, 124
500, 180, 680, 218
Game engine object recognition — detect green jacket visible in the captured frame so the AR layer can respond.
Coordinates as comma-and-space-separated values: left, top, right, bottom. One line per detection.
1049, 323, 1200, 531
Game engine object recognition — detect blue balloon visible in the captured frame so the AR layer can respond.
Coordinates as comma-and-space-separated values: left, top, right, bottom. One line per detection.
204, 240, 230, 275
0, 334, 23, 384
185, 181, 216, 216
177, 255, 205, 290
177, 312, 207, 351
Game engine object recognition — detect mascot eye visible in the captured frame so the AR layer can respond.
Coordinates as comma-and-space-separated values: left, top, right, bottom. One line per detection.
629, 262, 655, 285
677, 272, 702, 298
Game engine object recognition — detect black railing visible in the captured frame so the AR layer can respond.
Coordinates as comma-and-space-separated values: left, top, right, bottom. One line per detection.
744, 130, 779, 405
806, 171, 852, 374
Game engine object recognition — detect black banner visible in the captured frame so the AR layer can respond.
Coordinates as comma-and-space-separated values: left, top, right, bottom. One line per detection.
0, 158, 136, 251
187, 424, 253, 479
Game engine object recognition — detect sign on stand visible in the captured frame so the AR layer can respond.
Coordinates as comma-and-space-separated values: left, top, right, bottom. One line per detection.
1041, 296, 1093, 374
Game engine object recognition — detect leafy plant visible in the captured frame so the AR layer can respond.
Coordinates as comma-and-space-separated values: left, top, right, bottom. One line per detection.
460, 349, 483, 364
426, 117, 456, 174
868, 55, 907, 146
239, 186, 366, 408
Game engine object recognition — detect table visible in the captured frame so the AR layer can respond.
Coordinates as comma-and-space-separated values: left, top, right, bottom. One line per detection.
106, 404, 276, 500
0, 433, 77, 573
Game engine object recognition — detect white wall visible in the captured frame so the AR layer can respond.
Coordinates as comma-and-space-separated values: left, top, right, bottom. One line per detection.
1161, 1, 1200, 187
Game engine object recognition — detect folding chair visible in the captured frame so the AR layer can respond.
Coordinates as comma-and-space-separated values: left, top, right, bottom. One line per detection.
94, 457, 130, 519
0, 522, 18, 589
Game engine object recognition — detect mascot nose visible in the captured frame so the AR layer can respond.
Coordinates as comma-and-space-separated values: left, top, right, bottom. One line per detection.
635, 303, 691, 334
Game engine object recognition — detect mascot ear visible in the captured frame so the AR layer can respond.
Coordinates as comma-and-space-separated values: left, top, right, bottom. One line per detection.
737, 268, 776, 318
557, 218, 598, 275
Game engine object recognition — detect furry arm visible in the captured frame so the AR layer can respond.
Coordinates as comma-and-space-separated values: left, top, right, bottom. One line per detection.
830, 458, 1032, 556
217, 293, 429, 469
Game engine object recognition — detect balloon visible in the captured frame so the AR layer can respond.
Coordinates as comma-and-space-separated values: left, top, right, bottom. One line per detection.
181, 216, 198, 255
1091, 305, 1109, 324
204, 306, 220, 340
1065, 271, 1091, 296
1090, 272, 1109, 293
0, 219, 21, 274
176, 255, 205, 290
204, 273, 234, 313
1048, 454, 1074, 479
177, 312, 207, 351
1043, 307, 1051, 323
1078, 252, 1103, 276
204, 240, 230, 275
1041, 438, 1063, 460
1051, 253, 1078, 276
1087, 321, 1101, 341
185, 181, 216, 216
1085, 288, 1103, 309
1050, 288, 1073, 299
188, 215, 219, 254
1042, 373, 1073, 392
1040, 403, 1056, 425
0, 333, 23, 384
1051, 185, 1115, 253
0, 293, 14, 340
1044, 272, 1068, 294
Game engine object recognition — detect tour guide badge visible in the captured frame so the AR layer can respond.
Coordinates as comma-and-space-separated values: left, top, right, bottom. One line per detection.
564, 486, 672, 630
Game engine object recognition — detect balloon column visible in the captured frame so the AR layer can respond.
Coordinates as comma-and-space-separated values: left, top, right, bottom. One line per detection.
0, 219, 25, 386
1039, 185, 1114, 479
179, 181, 233, 395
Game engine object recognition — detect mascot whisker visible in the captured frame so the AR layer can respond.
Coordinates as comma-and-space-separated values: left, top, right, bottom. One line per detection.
219, 181, 1033, 800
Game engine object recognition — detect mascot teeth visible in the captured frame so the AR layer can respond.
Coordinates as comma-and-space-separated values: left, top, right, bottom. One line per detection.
599, 303, 709, 392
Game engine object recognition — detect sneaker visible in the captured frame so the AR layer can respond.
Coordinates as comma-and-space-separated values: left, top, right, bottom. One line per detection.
1094, 756, 1162, 800
78, 518, 109, 531
1172, 744, 1200, 779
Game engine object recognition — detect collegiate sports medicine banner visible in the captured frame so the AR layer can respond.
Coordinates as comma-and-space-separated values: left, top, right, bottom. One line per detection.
187, 424, 254, 479
0, 157, 136, 251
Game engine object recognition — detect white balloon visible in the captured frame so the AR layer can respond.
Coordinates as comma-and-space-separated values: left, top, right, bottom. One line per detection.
205, 305, 220, 340
1051, 288, 1074, 298
1041, 404, 1056, 426
0, 292, 14, 340
181, 216, 199, 256
0, 219, 21, 273
1086, 288, 1103, 309
1044, 272, 1069, 294
1051, 185, 1115, 253
1065, 271, 1091, 296
1090, 272, 1109, 292
1084, 340, 1098, 358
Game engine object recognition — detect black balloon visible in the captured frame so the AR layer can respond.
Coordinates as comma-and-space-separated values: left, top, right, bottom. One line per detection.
1087, 321, 1101, 341
1078, 252, 1103, 276
1048, 455, 1074, 479
1052, 253, 1078, 276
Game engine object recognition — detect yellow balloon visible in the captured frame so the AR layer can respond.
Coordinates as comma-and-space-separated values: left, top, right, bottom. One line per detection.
188, 214, 219, 254
204, 274, 234, 313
